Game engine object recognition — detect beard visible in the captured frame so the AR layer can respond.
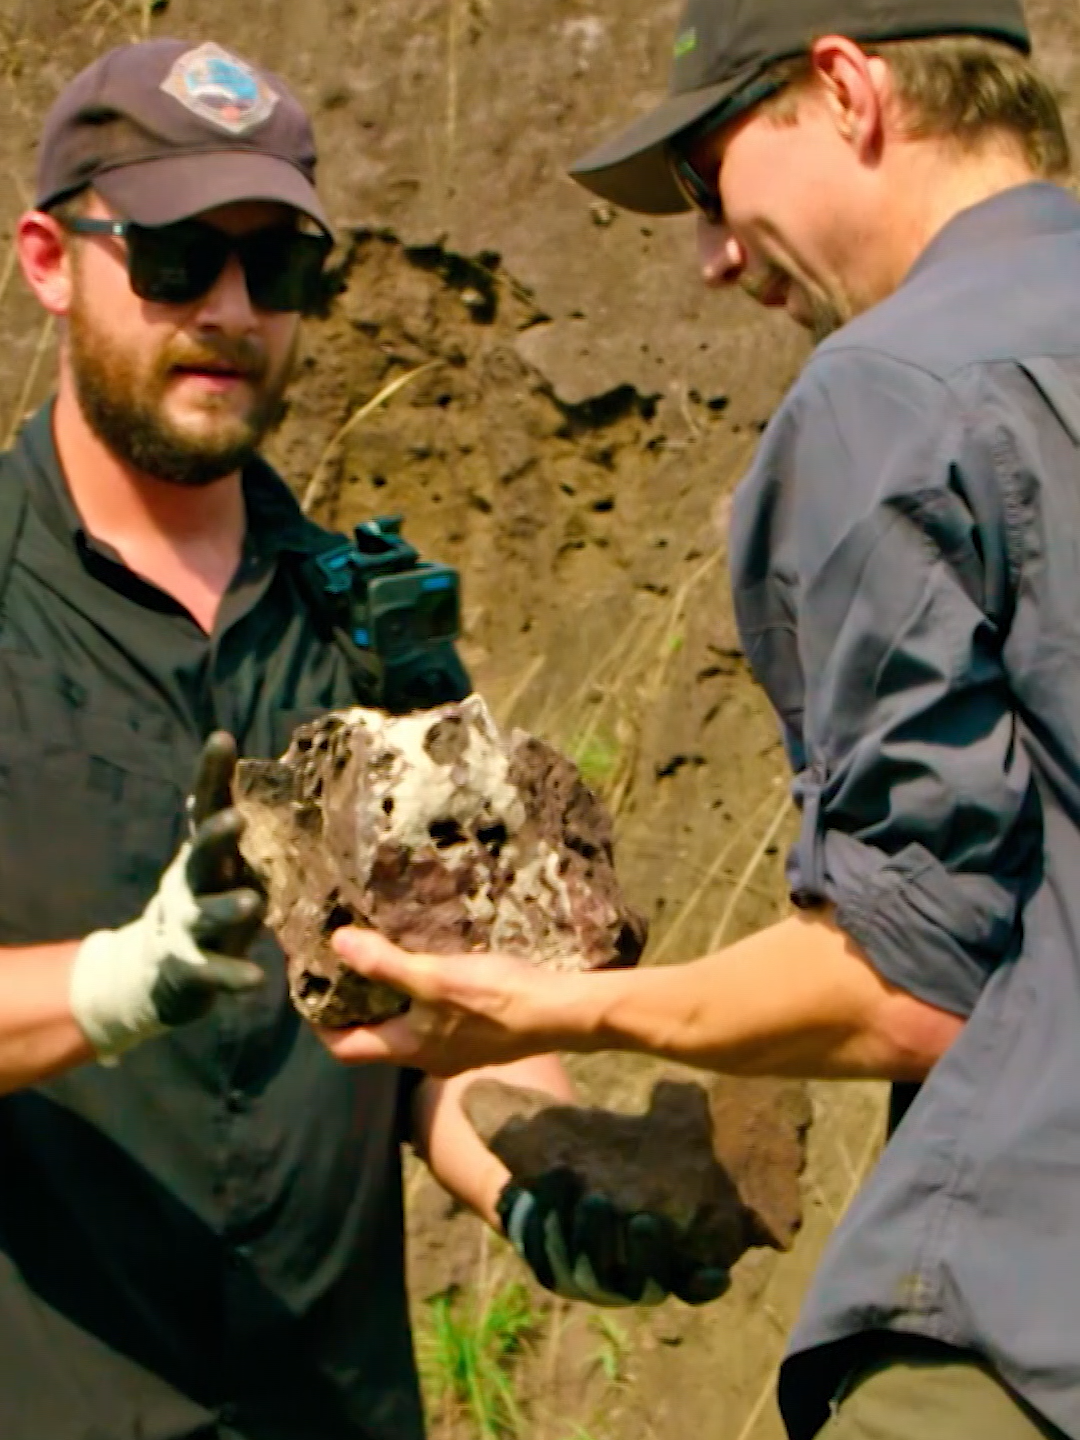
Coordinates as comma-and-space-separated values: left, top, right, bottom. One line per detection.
67, 286, 297, 488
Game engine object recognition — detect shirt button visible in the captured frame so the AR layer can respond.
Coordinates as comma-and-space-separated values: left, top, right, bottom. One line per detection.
225, 1089, 245, 1113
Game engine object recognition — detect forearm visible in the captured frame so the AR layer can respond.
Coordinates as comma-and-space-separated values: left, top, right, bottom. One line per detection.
551, 909, 964, 1081
0, 942, 95, 1093
414, 1055, 576, 1227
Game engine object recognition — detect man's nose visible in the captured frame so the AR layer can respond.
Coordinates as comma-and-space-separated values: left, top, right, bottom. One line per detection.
697, 215, 746, 288
193, 252, 258, 331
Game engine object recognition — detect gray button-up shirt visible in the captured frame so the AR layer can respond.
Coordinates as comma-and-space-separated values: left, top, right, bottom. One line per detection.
730, 182, 1080, 1439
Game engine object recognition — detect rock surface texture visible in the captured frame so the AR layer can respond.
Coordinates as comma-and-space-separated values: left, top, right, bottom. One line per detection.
465, 1074, 812, 1272
233, 696, 647, 1026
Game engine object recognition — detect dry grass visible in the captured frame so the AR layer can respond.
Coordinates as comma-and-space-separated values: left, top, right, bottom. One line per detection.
725, 1091, 885, 1440
300, 362, 443, 516
708, 794, 793, 951
446, 0, 461, 185
0, 237, 21, 327
5, 318, 54, 448
492, 655, 547, 728
648, 786, 781, 963
528, 547, 727, 835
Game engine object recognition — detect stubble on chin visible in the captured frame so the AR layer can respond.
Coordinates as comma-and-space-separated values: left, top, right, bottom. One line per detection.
805, 300, 845, 344
66, 292, 297, 488
741, 264, 848, 343
797, 278, 854, 344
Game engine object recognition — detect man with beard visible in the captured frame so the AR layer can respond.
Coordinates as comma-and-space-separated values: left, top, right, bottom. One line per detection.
0, 37, 717, 1440
317, 1, 1080, 1438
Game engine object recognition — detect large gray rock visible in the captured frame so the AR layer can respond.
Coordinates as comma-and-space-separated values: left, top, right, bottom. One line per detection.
233, 696, 647, 1026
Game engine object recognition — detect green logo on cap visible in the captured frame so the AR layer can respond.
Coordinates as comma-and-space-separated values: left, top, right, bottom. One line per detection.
673, 27, 697, 59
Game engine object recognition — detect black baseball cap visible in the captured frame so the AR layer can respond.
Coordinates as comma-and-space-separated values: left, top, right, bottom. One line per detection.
35, 38, 330, 233
569, 0, 1031, 215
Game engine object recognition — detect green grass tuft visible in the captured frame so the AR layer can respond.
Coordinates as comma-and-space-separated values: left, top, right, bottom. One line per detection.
569, 728, 622, 793
417, 1280, 537, 1437
589, 1313, 630, 1386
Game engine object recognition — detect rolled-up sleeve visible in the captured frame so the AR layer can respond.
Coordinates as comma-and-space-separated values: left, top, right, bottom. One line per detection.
735, 350, 1043, 1017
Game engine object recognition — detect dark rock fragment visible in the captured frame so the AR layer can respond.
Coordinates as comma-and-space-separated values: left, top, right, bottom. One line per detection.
465, 1074, 811, 1276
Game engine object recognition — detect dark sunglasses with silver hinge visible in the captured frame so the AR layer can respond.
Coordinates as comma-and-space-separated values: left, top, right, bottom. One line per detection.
60, 215, 332, 312
667, 75, 787, 224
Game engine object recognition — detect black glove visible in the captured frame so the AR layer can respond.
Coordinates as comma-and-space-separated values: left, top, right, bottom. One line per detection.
497, 1168, 730, 1308
70, 732, 267, 1059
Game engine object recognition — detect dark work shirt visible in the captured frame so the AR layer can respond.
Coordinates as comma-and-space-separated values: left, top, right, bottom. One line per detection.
0, 405, 427, 1440
730, 183, 1080, 1439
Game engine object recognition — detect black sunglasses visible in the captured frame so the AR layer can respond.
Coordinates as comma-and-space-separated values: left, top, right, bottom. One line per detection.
61, 215, 332, 312
667, 76, 787, 224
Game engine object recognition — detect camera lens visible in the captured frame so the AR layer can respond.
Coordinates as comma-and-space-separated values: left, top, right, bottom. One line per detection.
374, 605, 414, 653
415, 589, 459, 640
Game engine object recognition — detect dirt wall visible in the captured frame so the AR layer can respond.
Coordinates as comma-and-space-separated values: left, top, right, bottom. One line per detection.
3, 2, 1080, 1437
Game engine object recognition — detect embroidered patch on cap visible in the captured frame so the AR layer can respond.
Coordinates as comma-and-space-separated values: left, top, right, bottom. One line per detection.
161, 42, 278, 135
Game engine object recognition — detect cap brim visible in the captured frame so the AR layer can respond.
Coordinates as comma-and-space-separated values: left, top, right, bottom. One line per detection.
568, 70, 760, 215
94, 151, 331, 235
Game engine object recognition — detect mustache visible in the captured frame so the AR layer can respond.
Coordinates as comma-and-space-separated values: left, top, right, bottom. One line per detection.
163, 335, 269, 381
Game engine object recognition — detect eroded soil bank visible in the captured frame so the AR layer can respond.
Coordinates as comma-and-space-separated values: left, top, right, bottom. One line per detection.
2, 2, 1078, 1435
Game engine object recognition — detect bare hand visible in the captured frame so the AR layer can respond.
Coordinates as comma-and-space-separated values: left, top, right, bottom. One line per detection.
315, 929, 569, 1076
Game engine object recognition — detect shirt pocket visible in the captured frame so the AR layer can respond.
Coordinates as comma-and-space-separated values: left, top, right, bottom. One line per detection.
0, 656, 184, 943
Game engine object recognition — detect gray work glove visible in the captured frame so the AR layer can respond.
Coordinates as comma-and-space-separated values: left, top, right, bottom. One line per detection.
497, 1169, 730, 1308
70, 731, 266, 1061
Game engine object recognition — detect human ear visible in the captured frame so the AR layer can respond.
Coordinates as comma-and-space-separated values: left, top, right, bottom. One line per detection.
809, 36, 885, 160
16, 211, 74, 317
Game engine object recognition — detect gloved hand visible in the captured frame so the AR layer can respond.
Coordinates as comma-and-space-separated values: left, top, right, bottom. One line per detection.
497, 1168, 730, 1308
70, 731, 267, 1061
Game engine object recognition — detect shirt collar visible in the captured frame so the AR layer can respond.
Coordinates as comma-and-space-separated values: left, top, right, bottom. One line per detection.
20, 401, 81, 544
241, 454, 329, 560
905, 181, 1080, 288
16, 400, 327, 562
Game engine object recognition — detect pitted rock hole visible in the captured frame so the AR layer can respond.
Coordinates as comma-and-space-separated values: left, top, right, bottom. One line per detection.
476, 822, 508, 856
322, 903, 355, 934
429, 818, 468, 849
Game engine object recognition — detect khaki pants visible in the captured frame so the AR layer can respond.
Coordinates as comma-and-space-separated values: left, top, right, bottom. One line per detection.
818, 1338, 1068, 1440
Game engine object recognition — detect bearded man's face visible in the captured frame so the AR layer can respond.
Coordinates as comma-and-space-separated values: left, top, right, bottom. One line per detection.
65, 199, 301, 487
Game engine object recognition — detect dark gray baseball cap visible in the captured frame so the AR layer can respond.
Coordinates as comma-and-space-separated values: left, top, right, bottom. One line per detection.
35, 38, 330, 233
569, 0, 1031, 215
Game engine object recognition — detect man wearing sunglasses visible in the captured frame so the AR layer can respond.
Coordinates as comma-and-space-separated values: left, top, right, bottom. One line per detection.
0, 35, 611, 1440
317, 1, 1080, 1438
